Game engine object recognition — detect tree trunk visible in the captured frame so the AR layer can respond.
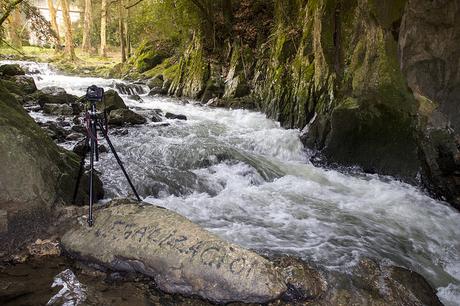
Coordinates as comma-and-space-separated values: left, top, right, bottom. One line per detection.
82, 0, 92, 52
99, 0, 107, 57
119, 0, 126, 63
61, 0, 75, 60
0, 0, 24, 27
47, 0, 61, 50
125, 8, 130, 57
7, 9, 22, 48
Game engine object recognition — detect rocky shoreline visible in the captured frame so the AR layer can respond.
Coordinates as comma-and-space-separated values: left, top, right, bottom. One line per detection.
0, 62, 448, 305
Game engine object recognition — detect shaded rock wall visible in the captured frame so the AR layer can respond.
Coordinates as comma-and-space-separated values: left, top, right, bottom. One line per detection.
139, 0, 460, 208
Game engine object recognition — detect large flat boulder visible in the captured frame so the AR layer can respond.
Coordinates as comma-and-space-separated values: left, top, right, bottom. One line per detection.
61, 202, 287, 303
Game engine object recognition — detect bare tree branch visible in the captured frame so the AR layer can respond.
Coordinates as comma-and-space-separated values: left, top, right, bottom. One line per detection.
124, 0, 145, 10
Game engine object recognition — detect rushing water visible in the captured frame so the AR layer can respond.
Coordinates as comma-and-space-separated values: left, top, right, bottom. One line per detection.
4, 60, 460, 305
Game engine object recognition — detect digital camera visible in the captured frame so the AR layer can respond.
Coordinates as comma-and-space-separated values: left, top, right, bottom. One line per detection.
86, 85, 104, 102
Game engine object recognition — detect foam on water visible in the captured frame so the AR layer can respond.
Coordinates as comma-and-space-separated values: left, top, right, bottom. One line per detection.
4, 61, 460, 305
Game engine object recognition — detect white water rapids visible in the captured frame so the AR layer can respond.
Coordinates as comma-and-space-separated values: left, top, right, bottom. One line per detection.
5, 61, 460, 305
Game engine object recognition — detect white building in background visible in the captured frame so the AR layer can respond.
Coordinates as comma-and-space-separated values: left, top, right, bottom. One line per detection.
28, 0, 82, 45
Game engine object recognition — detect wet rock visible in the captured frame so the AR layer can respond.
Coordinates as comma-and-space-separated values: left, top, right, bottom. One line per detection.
72, 140, 87, 157
98, 144, 108, 153
273, 256, 327, 302
66, 133, 84, 141
36, 86, 79, 106
111, 129, 129, 136
0, 64, 25, 76
100, 89, 127, 113
71, 124, 86, 134
108, 109, 147, 126
147, 75, 164, 89
165, 112, 187, 120
151, 111, 163, 122
62, 200, 287, 304
27, 239, 61, 257
206, 96, 257, 110
113, 82, 145, 95
43, 103, 74, 116
10, 75, 37, 94
41, 121, 71, 141
333, 258, 444, 306
128, 94, 143, 102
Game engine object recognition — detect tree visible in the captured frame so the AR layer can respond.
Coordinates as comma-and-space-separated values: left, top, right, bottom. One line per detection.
100, 0, 107, 56
82, 0, 92, 52
0, 0, 24, 27
7, 8, 22, 47
47, 0, 61, 50
61, 0, 75, 60
119, 0, 126, 62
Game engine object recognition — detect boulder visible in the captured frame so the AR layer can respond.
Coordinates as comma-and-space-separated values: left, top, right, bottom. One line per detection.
29, 87, 79, 107
0, 64, 25, 77
108, 109, 147, 126
100, 89, 127, 113
0, 82, 103, 254
323, 258, 444, 306
43, 104, 74, 116
151, 111, 163, 123
165, 112, 187, 120
10, 75, 37, 95
61, 201, 287, 303
146, 75, 164, 89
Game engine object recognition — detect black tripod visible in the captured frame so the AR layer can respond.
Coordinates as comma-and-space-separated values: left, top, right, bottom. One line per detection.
72, 85, 141, 227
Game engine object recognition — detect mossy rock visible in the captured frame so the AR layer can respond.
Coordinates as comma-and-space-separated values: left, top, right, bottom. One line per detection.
108, 109, 146, 126
134, 41, 168, 73
0, 64, 25, 77
0, 82, 104, 253
100, 90, 127, 113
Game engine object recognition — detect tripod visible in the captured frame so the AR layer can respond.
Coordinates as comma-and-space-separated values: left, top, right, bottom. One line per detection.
72, 86, 141, 227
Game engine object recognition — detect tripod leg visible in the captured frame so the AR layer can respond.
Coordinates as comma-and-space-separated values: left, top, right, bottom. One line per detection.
72, 137, 89, 204
97, 121, 142, 201
88, 128, 95, 227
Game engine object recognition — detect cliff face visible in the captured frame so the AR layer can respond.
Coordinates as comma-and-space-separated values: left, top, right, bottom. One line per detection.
137, 0, 460, 208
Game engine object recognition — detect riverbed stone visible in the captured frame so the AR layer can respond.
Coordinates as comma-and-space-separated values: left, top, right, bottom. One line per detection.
11, 75, 37, 94
108, 109, 147, 126
0, 64, 25, 77
61, 201, 287, 303
100, 89, 127, 113
43, 103, 74, 116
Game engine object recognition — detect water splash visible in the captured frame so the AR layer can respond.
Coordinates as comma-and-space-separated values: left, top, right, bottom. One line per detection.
47, 269, 87, 306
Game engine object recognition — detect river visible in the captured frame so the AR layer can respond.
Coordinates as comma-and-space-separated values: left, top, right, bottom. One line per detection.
4, 60, 460, 305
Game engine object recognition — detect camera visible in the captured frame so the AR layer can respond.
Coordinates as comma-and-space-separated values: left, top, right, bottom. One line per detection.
86, 85, 104, 102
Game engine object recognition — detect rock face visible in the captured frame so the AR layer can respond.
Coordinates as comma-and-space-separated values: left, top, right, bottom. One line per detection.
0, 79, 103, 254
61, 201, 287, 304
399, 0, 460, 208
139, 0, 459, 208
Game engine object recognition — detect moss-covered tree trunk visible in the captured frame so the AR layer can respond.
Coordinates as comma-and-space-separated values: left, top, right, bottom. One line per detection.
119, 0, 126, 63
61, 0, 75, 60
47, 0, 61, 51
99, 0, 107, 57
82, 0, 92, 52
